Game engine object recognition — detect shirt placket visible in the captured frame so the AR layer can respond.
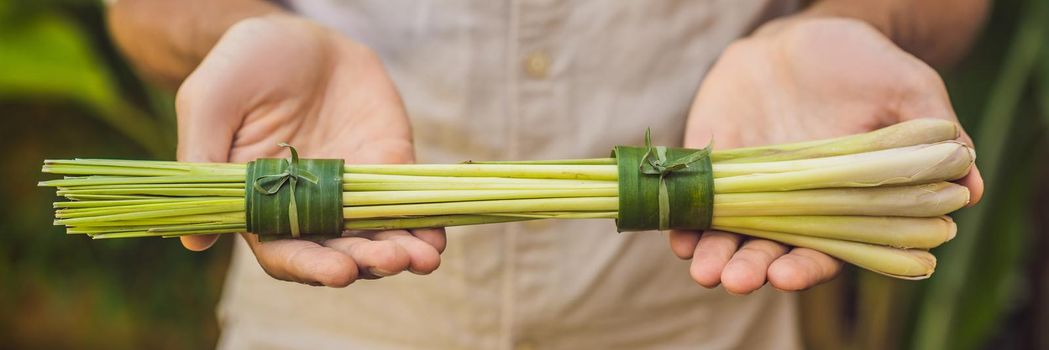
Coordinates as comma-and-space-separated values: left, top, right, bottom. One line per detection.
503, 1, 566, 349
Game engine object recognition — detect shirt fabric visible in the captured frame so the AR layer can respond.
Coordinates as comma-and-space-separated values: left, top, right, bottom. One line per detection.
217, 1, 804, 349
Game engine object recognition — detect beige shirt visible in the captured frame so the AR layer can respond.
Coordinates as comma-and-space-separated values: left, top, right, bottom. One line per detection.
218, 1, 804, 349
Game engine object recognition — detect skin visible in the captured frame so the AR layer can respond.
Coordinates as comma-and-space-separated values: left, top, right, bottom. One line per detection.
669, 16, 986, 294
108, 0, 987, 291
174, 15, 446, 286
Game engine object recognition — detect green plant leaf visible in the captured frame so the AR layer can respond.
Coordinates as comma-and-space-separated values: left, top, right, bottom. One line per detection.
910, 0, 1048, 348
0, 12, 170, 156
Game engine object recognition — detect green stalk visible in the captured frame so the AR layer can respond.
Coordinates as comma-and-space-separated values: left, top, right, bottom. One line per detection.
343, 182, 616, 191
57, 188, 244, 197
37, 119, 978, 280
713, 183, 969, 217
54, 197, 230, 208
342, 188, 618, 206
712, 216, 955, 249
63, 213, 245, 227
715, 142, 973, 193
343, 197, 618, 219
55, 199, 242, 218
344, 164, 617, 180
40, 174, 243, 187
723, 226, 936, 279
713, 143, 941, 177
343, 173, 612, 185
711, 118, 959, 163
54, 205, 244, 226
342, 212, 618, 231
42, 182, 968, 235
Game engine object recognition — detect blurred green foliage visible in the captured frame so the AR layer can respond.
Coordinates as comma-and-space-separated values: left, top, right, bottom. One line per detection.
801, 0, 1049, 349
0, 1, 225, 349
0, 0, 1045, 349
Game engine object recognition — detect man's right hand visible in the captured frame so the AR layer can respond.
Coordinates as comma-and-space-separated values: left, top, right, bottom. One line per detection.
176, 15, 445, 287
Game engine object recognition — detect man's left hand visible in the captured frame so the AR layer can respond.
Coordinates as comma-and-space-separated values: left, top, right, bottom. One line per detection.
672, 17, 984, 294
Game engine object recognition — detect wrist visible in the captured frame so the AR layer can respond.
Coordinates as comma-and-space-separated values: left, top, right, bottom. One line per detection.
229, 14, 376, 65
197, 10, 297, 59
107, 0, 284, 88
750, 13, 882, 40
761, 1, 988, 67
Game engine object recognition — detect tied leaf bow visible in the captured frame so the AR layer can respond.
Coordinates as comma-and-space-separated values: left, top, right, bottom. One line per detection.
252, 143, 319, 238
638, 128, 711, 230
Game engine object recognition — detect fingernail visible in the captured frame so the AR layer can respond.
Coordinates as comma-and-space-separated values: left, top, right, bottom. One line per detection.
368, 267, 397, 277
723, 288, 751, 296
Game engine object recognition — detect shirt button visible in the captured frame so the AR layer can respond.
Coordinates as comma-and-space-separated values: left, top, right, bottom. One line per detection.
523, 51, 550, 79
515, 340, 537, 350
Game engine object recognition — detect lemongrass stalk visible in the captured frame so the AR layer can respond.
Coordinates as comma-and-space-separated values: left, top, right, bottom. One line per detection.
344, 164, 617, 180
712, 143, 932, 177
55, 199, 242, 218
343, 173, 612, 185
93, 224, 247, 239
41, 163, 242, 177
711, 119, 959, 163
63, 213, 245, 227
343, 197, 618, 219
43, 141, 972, 194
343, 182, 617, 191
56, 188, 244, 197
349, 183, 959, 218
482, 212, 618, 219
70, 222, 242, 235
64, 194, 159, 200
342, 188, 618, 206
343, 212, 618, 231
714, 142, 974, 193
61, 183, 245, 189
54, 197, 230, 208
42, 119, 959, 179
449, 119, 959, 165
713, 182, 970, 217
46, 158, 243, 170
464, 158, 618, 165
51, 181, 968, 225
345, 215, 534, 230
44, 159, 244, 175
712, 216, 956, 249
148, 223, 247, 234
40, 175, 244, 187
55, 205, 244, 226
723, 226, 936, 279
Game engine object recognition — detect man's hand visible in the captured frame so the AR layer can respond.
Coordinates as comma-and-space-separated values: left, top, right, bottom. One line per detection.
176, 15, 445, 287
671, 17, 985, 294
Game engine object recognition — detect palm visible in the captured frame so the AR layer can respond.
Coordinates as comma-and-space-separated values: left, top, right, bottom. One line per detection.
176, 15, 442, 287
687, 18, 948, 147
676, 18, 971, 294
178, 16, 413, 164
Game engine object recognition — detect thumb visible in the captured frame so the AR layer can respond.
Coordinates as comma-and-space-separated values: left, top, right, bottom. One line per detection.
172, 75, 240, 251
683, 108, 745, 150
670, 110, 745, 257
896, 85, 984, 205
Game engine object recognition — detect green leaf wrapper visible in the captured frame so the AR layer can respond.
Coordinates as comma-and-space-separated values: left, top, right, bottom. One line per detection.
245, 150, 344, 241
613, 145, 714, 232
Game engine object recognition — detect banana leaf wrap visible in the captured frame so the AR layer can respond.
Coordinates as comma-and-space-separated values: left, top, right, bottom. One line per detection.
613, 144, 714, 232
245, 147, 344, 241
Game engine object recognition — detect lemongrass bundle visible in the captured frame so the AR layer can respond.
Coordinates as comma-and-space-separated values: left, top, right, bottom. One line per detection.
40, 119, 974, 279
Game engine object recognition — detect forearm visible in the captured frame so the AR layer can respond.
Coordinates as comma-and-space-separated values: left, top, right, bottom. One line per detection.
106, 0, 283, 88
791, 0, 990, 68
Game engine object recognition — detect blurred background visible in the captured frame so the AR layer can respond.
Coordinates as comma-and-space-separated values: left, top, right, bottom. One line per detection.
1, 0, 1046, 349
